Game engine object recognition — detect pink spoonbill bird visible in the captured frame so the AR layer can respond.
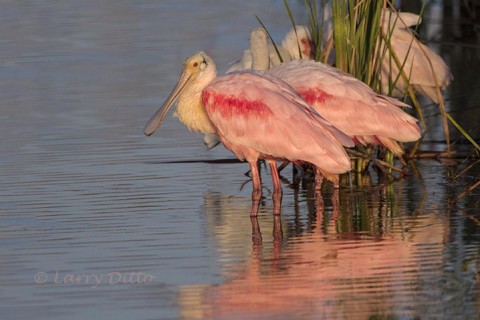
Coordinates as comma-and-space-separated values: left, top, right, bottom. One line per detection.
248, 27, 421, 159
227, 25, 314, 72
268, 60, 422, 156
378, 9, 453, 103
144, 52, 354, 214
316, 2, 453, 103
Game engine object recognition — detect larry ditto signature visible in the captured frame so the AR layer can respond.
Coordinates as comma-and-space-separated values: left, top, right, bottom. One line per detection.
34, 270, 156, 288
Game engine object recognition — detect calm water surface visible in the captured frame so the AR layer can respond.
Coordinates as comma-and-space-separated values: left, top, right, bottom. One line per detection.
1, 1, 479, 319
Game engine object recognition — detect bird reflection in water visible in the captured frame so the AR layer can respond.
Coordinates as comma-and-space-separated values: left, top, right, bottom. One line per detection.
179, 184, 449, 319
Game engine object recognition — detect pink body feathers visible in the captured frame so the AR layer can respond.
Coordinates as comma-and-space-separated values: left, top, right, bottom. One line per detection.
202, 70, 354, 175
268, 60, 421, 156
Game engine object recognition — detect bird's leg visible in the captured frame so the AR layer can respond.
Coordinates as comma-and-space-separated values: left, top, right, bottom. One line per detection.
331, 175, 340, 189
268, 160, 282, 193
314, 167, 324, 220
250, 160, 262, 196
249, 161, 262, 216
314, 167, 324, 192
251, 198, 261, 216
250, 216, 263, 247
267, 160, 283, 215
332, 187, 340, 220
315, 190, 325, 229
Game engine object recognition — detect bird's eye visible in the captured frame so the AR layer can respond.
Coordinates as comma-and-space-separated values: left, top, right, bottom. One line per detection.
193, 62, 199, 67
301, 38, 307, 44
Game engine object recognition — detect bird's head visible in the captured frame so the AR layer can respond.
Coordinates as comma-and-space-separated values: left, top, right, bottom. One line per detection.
143, 52, 216, 136
282, 25, 315, 60
181, 52, 216, 83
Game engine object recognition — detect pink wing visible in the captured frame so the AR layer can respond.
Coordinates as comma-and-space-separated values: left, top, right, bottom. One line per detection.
383, 32, 453, 102
202, 71, 353, 174
268, 60, 421, 144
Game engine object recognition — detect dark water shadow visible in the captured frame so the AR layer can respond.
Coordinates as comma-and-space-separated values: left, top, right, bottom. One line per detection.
145, 158, 243, 165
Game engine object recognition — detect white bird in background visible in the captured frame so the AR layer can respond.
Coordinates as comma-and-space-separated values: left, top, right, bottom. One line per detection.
227, 25, 314, 72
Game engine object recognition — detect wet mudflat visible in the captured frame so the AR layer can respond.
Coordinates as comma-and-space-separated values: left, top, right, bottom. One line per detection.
0, 1, 479, 319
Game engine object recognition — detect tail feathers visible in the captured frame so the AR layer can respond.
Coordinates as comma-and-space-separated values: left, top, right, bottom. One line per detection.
317, 119, 355, 148
354, 135, 404, 156
415, 85, 443, 104
396, 119, 421, 143
375, 136, 404, 156
317, 169, 340, 184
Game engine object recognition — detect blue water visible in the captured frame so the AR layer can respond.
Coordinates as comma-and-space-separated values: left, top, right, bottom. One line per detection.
0, 1, 479, 319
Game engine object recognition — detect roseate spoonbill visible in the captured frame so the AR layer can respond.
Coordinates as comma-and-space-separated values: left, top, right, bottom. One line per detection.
248, 27, 421, 157
379, 9, 453, 103
144, 52, 354, 211
227, 25, 314, 72
316, 2, 453, 103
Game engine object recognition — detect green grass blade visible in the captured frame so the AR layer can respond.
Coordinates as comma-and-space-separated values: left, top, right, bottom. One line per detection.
283, 0, 303, 58
255, 15, 284, 63
446, 113, 480, 152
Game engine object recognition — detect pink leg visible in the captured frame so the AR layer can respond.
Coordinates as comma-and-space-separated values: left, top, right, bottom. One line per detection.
250, 160, 262, 196
251, 198, 260, 216
267, 160, 282, 194
315, 192, 324, 225
249, 160, 262, 216
332, 188, 340, 220
267, 160, 283, 214
250, 216, 262, 246
314, 167, 324, 191
314, 167, 324, 219
332, 175, 340, 189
